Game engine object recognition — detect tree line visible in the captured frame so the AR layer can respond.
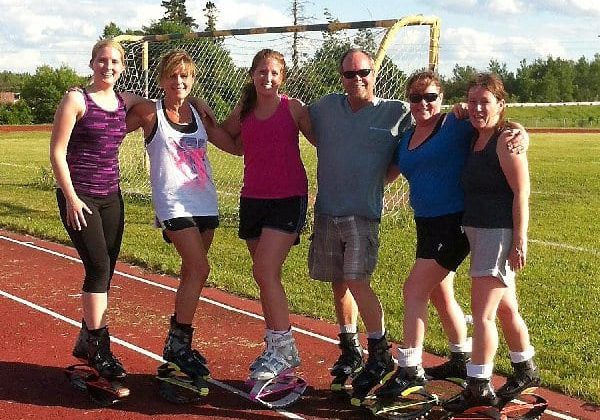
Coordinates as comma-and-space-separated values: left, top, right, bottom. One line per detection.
1, 0, 599, 124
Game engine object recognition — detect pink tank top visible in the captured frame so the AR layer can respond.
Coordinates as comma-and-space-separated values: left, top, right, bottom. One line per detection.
240, 95, 308, 198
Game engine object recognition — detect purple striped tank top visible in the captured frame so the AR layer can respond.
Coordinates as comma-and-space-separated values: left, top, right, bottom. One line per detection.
66, 89, 127, 197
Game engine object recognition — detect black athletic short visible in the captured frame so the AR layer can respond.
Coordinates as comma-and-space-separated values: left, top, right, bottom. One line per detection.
239, 195, 307, 244
414, 212, 469, 272
160, 216, 219, 243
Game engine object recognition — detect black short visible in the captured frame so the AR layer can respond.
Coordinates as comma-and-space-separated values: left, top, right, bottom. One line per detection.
414, 212, 469, 272
239, 195, 308, 244
160, 216, 219, 243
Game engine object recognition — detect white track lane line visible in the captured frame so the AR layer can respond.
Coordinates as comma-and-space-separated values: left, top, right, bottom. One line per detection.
0, 289, 304, 419
0, 234, 581, 420
0, 237, 303, 419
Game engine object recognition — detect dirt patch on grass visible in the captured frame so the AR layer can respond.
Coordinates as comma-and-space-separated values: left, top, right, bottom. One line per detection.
0, 125, 52, 132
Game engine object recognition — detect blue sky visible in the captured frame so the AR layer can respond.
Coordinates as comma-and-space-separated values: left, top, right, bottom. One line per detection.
0, 0, 599, 76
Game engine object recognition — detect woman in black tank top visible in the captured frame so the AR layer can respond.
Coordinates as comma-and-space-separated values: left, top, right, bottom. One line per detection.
444, 73, 540, 414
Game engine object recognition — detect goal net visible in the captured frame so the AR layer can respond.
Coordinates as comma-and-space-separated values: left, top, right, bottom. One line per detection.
114, 16, 440, 223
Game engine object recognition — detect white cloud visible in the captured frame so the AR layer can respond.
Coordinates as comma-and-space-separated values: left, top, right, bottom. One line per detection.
195, 0, 291, 29
531, 0, 600, 17
439, 26, 573, 75
0, 0, 598, 75
0, 0, 167, 72
487, 0, 524, 15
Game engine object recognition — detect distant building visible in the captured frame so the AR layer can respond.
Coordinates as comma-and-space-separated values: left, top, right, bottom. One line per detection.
0, 92, 20, 105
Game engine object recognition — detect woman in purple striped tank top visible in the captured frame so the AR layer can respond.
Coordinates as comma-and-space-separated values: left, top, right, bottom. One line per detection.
50, 39, 147, 381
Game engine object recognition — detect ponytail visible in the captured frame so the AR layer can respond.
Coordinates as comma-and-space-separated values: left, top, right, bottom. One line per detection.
239, 82, 257, 121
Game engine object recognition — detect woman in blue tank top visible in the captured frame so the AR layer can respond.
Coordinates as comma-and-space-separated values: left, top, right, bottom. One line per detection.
378, 71, 529, 400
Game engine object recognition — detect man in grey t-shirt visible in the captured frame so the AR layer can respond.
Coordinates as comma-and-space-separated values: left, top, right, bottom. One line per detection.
307, 48, 412, 403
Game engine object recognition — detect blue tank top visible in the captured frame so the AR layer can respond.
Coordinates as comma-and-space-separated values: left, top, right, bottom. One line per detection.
394, 113, 473, 217
66, 89, 127, 197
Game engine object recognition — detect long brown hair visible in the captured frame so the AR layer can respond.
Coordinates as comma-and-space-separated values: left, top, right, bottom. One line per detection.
239, 49, 286, 121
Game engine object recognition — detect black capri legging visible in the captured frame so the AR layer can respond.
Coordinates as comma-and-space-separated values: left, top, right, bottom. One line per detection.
57, 189, 124, 293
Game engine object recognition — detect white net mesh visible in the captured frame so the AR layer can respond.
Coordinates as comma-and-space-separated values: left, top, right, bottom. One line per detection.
115, 17, 440, 223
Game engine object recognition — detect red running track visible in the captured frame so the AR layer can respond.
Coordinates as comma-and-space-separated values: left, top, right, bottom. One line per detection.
0, 229, 597, 420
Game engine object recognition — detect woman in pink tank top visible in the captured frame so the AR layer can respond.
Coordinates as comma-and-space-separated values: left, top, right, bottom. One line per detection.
221, 49, 314, 382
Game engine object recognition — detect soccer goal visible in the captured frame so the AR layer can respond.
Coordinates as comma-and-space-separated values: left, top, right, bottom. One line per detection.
114, 15, 441, 223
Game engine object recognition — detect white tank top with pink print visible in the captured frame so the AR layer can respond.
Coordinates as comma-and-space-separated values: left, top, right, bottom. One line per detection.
146, 100, 218, 223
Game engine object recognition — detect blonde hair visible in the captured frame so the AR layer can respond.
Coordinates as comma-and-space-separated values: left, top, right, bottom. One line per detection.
91, 39, 125, 66
157, 49, 197, 81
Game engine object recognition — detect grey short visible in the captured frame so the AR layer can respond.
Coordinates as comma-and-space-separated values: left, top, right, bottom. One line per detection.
464, 226, 515, 286
308, 214, 380, 282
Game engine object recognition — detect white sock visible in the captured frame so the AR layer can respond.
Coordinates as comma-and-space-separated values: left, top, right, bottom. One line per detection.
367, 330, 385, 340
398, 347, 422, 367
467, 363, 494, 379
449, 337, 472, 353
509, 347, 535, 363
340, 324, 357, 334
267, 328, 291, 337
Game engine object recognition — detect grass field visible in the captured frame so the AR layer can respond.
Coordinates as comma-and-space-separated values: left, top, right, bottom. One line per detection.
0, 130, 599, 404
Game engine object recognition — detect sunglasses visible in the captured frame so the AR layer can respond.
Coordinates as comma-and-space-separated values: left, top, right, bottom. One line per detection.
342, 69, 372, 79
408, 92, 440, 103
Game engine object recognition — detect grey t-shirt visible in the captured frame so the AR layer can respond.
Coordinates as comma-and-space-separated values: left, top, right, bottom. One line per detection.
309, 94, 412, 219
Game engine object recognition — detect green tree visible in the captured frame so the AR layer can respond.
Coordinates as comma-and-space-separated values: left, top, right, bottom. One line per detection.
161, 0, 197, 29
101, 22, 124, 39
488, 59, 518, 100
143, 0, 197, 34
0, 71, 28, 92
143, 20, 193, 35
20, 65, 87, 124
0, 100, 33, 124
442, 64, 477, 103
203, 1, 218, 32
587, 54, 600, 101
203, 1, 223, 45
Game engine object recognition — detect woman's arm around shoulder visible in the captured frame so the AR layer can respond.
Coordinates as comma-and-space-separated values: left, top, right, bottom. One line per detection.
49, 90, 91, 230
288, 97, 315, 146
202, 102, 242, 155
126, 100, 156, 136
503, 121, 530, 154
497, 128, 530, 272
119, 92, 151, 111
189, 97, 217, 125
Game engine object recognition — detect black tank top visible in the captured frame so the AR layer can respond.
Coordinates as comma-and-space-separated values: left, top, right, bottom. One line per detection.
461, 131, 513, 228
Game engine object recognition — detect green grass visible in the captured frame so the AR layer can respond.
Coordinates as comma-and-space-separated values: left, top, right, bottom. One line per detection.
1, 130, 599, 404
506, 105, 600, 128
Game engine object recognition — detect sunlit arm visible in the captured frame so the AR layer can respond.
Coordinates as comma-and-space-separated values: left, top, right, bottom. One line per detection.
289, 98, 315, 146
498, 129, 530, 271
49, 91, 91, 230
219, 104, 244, 155
200, 108, 242, 155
